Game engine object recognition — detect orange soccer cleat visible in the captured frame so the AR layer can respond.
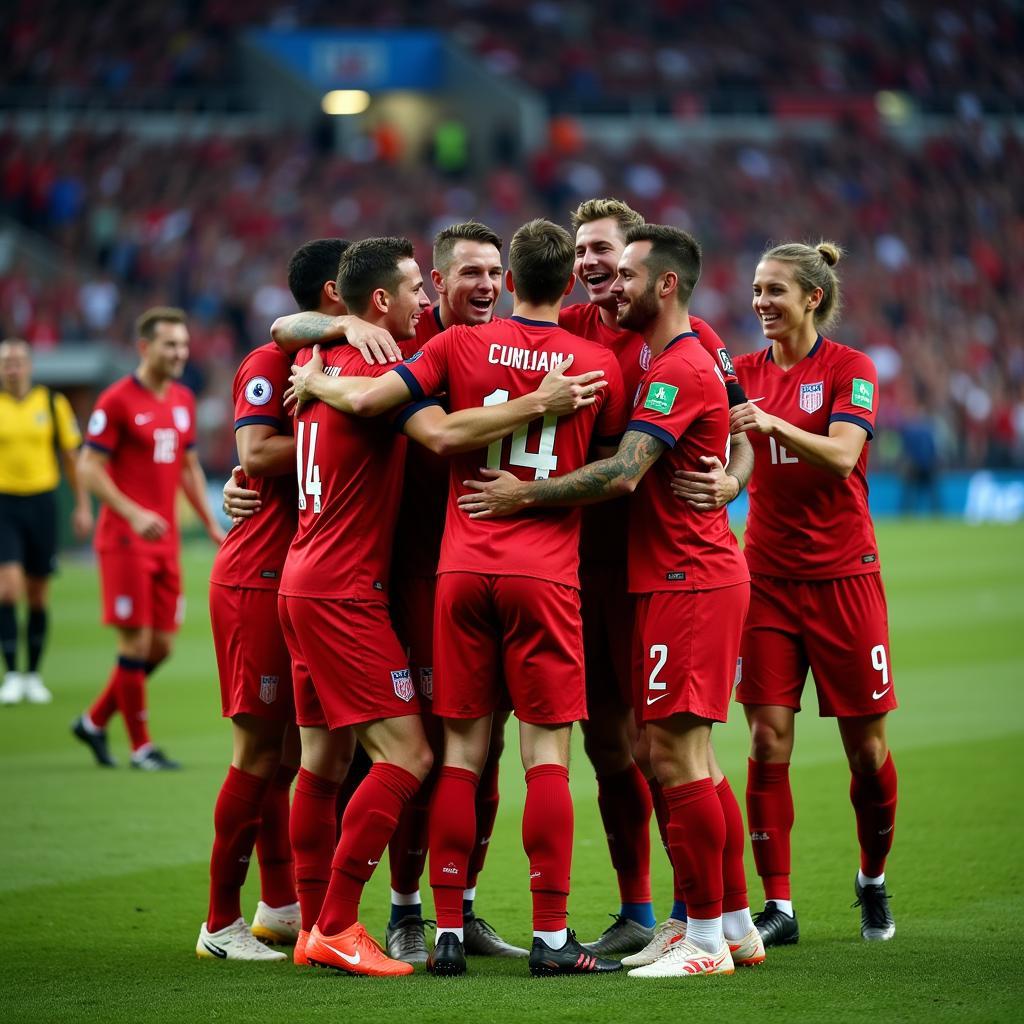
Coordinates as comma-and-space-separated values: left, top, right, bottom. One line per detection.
305, 922, 415, 977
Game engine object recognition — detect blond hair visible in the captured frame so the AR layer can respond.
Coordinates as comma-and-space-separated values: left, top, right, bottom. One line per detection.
570, 198, 644, 236
761, 241, 844, 332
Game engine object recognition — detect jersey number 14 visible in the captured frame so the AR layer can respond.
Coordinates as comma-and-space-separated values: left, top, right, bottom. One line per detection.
482, 389, 559, 480
295, 420, 322, 513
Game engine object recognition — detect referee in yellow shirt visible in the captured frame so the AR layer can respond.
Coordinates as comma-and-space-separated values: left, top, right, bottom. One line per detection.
0, 339, 93, 704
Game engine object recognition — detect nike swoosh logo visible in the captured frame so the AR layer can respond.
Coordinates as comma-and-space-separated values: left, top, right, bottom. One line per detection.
747, 397, 766, 404
646, 693, 670, 706
878, 824, 894, 835
872, 687, 892, 700
135, 414, 154, 425
367, 859, 380, 866
202, 940, 227, 959
321, 941, 360, 966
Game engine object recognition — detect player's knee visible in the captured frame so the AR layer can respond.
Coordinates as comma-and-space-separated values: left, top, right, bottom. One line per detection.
149, 637, 173, 665
405, 742, 434, 782
582, 727, 632, 775
847, 735, 887, 774
749, 718, 790, 762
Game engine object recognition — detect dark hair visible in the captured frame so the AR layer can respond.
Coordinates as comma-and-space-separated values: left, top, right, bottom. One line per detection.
287, 238, 351, 311
508, 219, 575, 304
623, 224, 702, 306
433, 221, 503, 275
760, 240, 844, 331
337, 237, 416, 315
135, 306, 187, 340
570, 197, 644, 235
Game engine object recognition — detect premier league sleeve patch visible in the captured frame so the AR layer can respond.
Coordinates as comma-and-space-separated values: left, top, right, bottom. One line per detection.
244, 376, 273, 406
392, 669, 416, 702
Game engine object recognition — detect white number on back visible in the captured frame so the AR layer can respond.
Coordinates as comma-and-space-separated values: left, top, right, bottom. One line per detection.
295, 420, 322, 513
482, 388, 559, 480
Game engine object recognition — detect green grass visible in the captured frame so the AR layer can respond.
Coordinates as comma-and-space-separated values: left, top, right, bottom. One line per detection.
2, 520, 1023, 1023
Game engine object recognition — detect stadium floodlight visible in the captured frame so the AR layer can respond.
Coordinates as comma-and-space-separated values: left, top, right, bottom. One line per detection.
322, 90, 372, 115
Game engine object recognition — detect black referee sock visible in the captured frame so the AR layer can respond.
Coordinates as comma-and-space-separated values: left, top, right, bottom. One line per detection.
27, 608, 48, 674
0, 604, 17, 673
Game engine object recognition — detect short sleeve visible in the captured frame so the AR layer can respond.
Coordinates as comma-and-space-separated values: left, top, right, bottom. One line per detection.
53, 392, 82, 451
626, 358, 701, 449
393, 328, 453, 401
234, 349, 289, 430
84, 389, 122, 453
693, 317, 739, 385
594, 355, 628, 445
829, 350, 878, 439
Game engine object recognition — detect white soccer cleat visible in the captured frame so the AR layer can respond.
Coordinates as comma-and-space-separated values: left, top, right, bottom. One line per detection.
251, 900, 301, 944
627, 936, 734, 978
197, 918, 288, 961
620, 917, 688, 967
22, 673, 52, 704
728, 926, 766, 966
0, 672, 25, 705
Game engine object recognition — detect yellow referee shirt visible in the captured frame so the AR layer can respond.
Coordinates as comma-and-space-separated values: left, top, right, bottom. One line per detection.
0, 386, 81, 495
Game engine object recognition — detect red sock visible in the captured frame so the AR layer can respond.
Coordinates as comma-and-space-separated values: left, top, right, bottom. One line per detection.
597, 762, 653, 904
428, 766, 479, 928
336, 745, 372, 841
389, 767, 436, 895
256, 764, 296, 908
317, 763, 420, 935
291, 768, 340, 930
746, 758, 793, 901
715, 776, 749, 913
207, 766, 270, 932
467, 748, 501, 888
664, 778, 725, 920
523, 764, 573, 932
850, 752, 897, 877
87, 670, 119, 728
648, 776, 684, 902
110, 657, 149, 751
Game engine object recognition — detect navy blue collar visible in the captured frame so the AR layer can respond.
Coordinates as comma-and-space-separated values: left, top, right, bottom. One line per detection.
432, 305, 445, 331
664, 331, 699, 351
766, 334, 823, 363
510, 315, 558, 327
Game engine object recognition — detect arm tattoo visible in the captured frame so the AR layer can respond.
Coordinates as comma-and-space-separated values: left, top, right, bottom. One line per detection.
528, 430, 667, 507
284, 312, 337, 342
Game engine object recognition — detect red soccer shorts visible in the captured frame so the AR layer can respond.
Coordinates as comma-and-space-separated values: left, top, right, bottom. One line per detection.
433, 572, 586, 726
278, 594, 419, 730
736, 572, 898, 718
580, 562, 634, 709
633, 582, 750, 724
209, 582, 294, 722
390, 573, 437, 702
98, 546, 183, 632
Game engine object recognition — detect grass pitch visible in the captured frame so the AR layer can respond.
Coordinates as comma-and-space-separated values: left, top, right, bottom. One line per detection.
1, 520, 1022, 1023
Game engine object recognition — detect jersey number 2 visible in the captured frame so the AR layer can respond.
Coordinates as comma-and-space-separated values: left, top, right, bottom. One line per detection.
296, 421, 322, 513
482, 389, 559, 480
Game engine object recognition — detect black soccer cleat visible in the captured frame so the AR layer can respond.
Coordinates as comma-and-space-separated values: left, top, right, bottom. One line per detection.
427, 931, 467, 977
528, 930, 622, 977
71, 715, 117, 767
130, 747, 181, 771
753, 901, 800, 947
853, 877, 895, 941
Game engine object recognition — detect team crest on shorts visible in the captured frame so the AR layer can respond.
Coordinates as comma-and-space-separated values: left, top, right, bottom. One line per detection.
799, 382, 824, 414
114, 595, 133, 620
172, 406, 191, 432
392, 669, 415, 703
639, 344, 652, 371
419, 667, 433, 700
259, 675, 279, 704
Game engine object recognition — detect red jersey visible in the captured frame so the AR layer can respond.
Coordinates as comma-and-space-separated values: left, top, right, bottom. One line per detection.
279, 345, 407, 600
559, 303, 742, 567
626, 333, 748, 594
395, 315, 628, 589
85, 375, 196, 555
733, 335, 880, 580
210, 344, 297, 591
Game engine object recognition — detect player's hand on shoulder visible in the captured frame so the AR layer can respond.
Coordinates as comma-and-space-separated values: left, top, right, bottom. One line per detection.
223, 466, 260, 525
671, 456, 738, 511
345, 318, 401, 365
128, 506, 169, 541
457, 469, 526, 519
537, 354, 607, 415
287, 345, 324, 410
730, 400, 775, 435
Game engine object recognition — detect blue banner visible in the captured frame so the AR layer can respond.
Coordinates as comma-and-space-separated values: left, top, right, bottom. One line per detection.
246, 29, 443, 90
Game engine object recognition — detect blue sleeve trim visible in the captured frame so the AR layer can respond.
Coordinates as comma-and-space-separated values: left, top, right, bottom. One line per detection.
626, 419, 676, 449
234, 415, 283, 430
394, 397, 443, 431
84, 439, 112, 454
830, 412, 874, 440
394, 364, 425, 401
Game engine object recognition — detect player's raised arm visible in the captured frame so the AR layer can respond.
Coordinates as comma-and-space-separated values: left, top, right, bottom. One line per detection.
286, 344, 413, 415
271, 311, 402, 364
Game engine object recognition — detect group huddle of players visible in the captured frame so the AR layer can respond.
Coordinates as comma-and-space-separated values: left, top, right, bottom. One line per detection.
71, 198, 899, 980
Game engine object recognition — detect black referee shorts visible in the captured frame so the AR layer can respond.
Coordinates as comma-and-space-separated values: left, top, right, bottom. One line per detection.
0, 490, 58, 577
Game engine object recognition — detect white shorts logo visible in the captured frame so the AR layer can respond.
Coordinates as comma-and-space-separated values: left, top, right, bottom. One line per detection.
172, 406, 191, 433
734, 657, 743, 688
419, 667, 433, 700
259, 675, 279, 704
88, 409, 107, 436
175, 595, 186, 626
392, 669, 415, 702
244, 376, 273, 406
114, 595, 133, 620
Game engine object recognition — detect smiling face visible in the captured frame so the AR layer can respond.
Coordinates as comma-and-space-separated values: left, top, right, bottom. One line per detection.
435, 240, 503, 326
612, 241, 660, 333
574, 217, 627, 310
140, 321, 190, 381
752, 258, 821, 342
383, 258, 431, 340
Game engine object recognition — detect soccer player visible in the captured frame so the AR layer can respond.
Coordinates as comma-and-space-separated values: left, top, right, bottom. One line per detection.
73, 308, 224, 770
726, 242, 898, 943
283, 235, 608, 978
287, 219, 627, 978
458, 225, 765, 979
560, 199, 753, 955
198, 239, 358, 963
0, 339, 92, 705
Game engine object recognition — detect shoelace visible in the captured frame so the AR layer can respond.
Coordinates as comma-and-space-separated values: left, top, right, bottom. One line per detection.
391, 917, 434, 956
852, 888, 894, 927
469, 916, 502, 938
